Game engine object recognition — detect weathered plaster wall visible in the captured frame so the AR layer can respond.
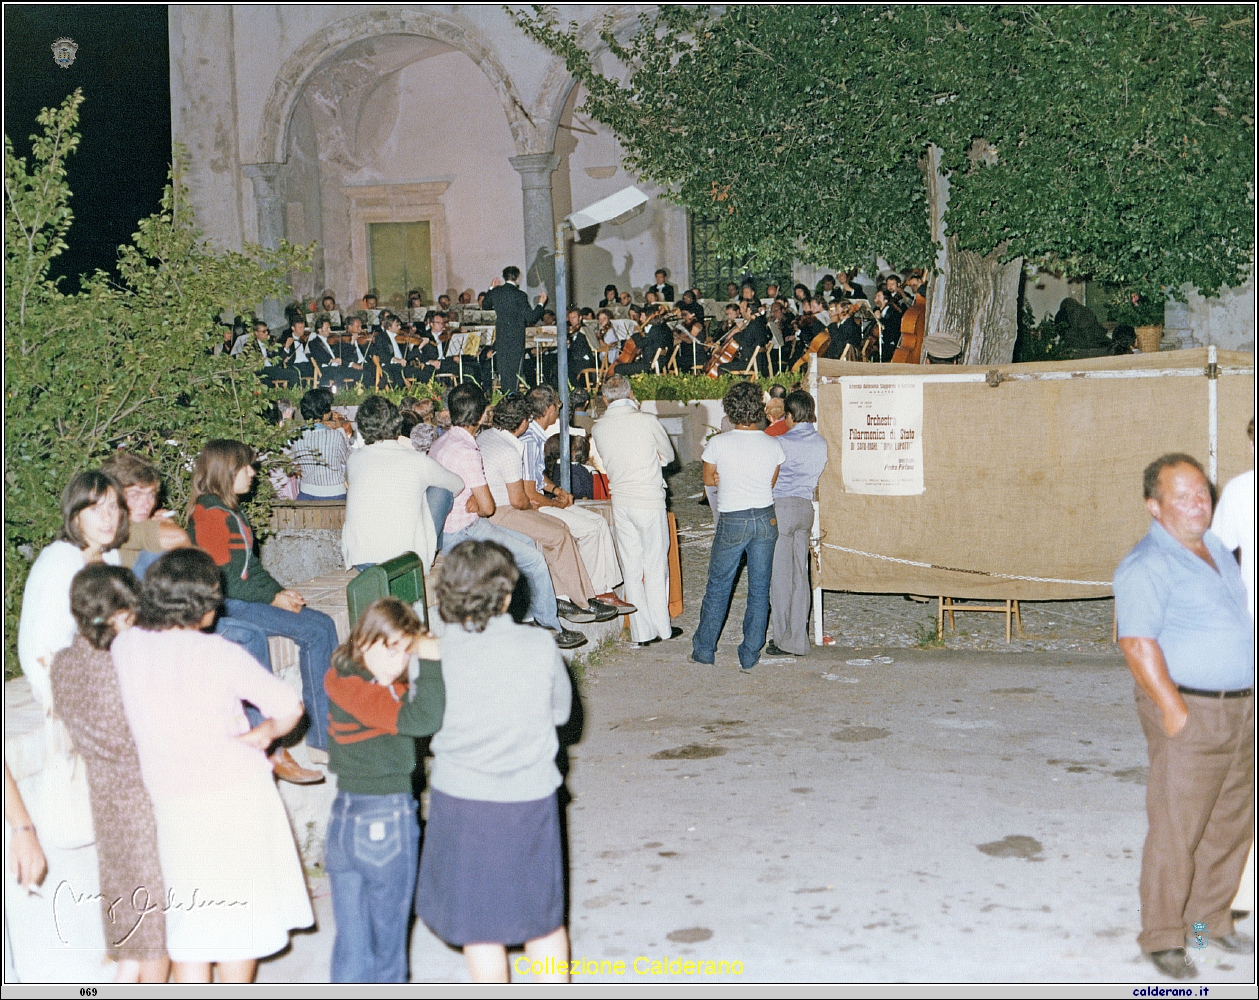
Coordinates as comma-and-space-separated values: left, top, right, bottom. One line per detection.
553, 83, 690, 306
168, 5, 245, 250
1165, 271, 1256, 351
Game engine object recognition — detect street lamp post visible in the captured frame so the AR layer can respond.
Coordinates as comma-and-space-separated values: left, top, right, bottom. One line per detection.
550, 186, 649, 493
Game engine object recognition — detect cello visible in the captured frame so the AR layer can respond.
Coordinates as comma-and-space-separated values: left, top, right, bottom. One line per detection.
890, 294, 926, 364
703, 323, 741, 378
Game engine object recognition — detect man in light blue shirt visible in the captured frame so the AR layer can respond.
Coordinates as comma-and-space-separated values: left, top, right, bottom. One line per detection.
767, 390, 829, 656
1114, 453, 1254, 979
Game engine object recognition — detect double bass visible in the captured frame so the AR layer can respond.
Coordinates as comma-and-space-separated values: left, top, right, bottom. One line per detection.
890, 294, 926, 364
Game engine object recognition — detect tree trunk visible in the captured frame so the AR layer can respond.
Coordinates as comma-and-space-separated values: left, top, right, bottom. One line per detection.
923, 145, 1022, 365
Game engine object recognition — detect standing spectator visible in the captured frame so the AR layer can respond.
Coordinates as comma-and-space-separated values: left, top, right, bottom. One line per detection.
323, 598, 445, 982
341, 395, 463, 571
1213, 417, 1256, 618
291, 388, 351, 501
482, 266, 547, 391
766, 391, 828, 657
417, 541, 571, 983
113, 549, 313, 983
691, 382, 784, 671
186, 440, 337, 763
50, 566, 169, 982
429, 384, 586, 650
12, 473, 127, 981
1212, 416, 1256, 917
1114, 453, 1254, 980
590, 375, 679, 647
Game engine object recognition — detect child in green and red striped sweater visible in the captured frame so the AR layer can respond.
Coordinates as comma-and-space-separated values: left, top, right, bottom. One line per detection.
323, 597, 444, 983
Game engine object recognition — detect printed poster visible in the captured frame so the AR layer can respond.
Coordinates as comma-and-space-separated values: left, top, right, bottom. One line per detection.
840, 378, 924, 495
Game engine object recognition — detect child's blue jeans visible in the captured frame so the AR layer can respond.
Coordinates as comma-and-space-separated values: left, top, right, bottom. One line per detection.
325, 790, 419, 982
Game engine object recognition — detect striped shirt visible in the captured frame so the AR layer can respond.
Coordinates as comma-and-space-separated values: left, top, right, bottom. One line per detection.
522, 420, 549, 490
291, 422, 350, 497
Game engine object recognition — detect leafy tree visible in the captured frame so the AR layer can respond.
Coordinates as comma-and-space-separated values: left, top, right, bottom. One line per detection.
518, 5, 1254, 358
4, 92, 312, 675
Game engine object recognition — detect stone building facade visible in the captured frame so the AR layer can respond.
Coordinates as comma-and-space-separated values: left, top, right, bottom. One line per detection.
169, 4, 690, 321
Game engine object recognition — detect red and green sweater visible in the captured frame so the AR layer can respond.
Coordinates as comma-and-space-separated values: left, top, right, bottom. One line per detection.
324, 651, 445, 795
188, 494, 284, 604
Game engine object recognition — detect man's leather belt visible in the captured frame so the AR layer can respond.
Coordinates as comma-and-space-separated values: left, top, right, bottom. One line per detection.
1177, 685, 1254, 699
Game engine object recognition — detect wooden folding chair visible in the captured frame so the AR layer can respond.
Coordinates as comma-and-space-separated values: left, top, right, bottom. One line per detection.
732, 345, 762, 377
665, 343, 681, 375
650, 347, 665, 374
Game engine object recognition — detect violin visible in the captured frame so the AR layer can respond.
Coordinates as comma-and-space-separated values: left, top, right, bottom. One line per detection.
325, 330, 374, 346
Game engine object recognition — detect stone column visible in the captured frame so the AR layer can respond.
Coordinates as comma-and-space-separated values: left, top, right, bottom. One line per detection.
242, 163, 288, 330
509, 153, 560, 298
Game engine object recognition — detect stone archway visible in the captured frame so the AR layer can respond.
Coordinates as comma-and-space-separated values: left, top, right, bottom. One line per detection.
256, 9, 542, 166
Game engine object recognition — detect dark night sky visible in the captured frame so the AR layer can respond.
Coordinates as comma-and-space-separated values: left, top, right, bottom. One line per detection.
4, 5, 170, 292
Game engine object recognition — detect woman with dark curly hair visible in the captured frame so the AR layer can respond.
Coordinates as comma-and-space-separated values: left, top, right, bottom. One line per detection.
691, 381, 785, 671
112, 548, 313, 982
417, 540, 573, 983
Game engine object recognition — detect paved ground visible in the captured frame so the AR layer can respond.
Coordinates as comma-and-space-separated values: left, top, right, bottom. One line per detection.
259, 463, 1253, 984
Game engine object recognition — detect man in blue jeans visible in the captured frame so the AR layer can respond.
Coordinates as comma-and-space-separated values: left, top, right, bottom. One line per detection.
691, 381, 784, 671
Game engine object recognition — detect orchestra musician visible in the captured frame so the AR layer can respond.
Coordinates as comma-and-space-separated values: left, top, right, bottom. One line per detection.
676, 319, 709, 373
825, 301, 864, 360
651, 269, 675, 302
609, 306, 674, 377
281, 315, 315, 383
368, 311, 423, 387
873, 289, 903, 362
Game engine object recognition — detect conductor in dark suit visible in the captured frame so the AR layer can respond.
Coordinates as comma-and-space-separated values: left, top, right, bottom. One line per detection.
482, 265, 547, 391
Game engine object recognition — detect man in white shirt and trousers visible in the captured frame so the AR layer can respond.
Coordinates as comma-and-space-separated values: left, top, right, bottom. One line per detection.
1213, 415, 1256, 918
591, 374, 679, 647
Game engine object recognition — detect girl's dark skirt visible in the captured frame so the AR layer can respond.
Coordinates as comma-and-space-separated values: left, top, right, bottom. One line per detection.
416, 788, 565, 947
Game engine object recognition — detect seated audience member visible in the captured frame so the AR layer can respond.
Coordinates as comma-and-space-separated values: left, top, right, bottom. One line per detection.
544, 434, 603, 501
429, 383, 585, 649
101, 452, 192, 575
765, 384, 789, 435
291, 388, 351, 501
523, 387, 630, 612
476, 394, 612, 625
186, 441, 338, 767
342, 395, 464, 572
411, 421, 441, 454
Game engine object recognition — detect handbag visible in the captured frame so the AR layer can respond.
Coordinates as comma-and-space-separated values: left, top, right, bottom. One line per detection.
35, 716, 96, 850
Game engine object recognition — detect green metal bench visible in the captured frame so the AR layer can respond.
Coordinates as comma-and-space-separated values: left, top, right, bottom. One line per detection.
346, 552, 428, 629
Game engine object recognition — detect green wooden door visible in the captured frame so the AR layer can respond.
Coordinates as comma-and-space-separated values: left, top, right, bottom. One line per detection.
368, 221, 432, 310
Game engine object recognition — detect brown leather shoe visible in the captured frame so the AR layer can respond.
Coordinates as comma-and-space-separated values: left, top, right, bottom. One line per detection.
271, 748, 325, 785
595, 592, 638, 613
